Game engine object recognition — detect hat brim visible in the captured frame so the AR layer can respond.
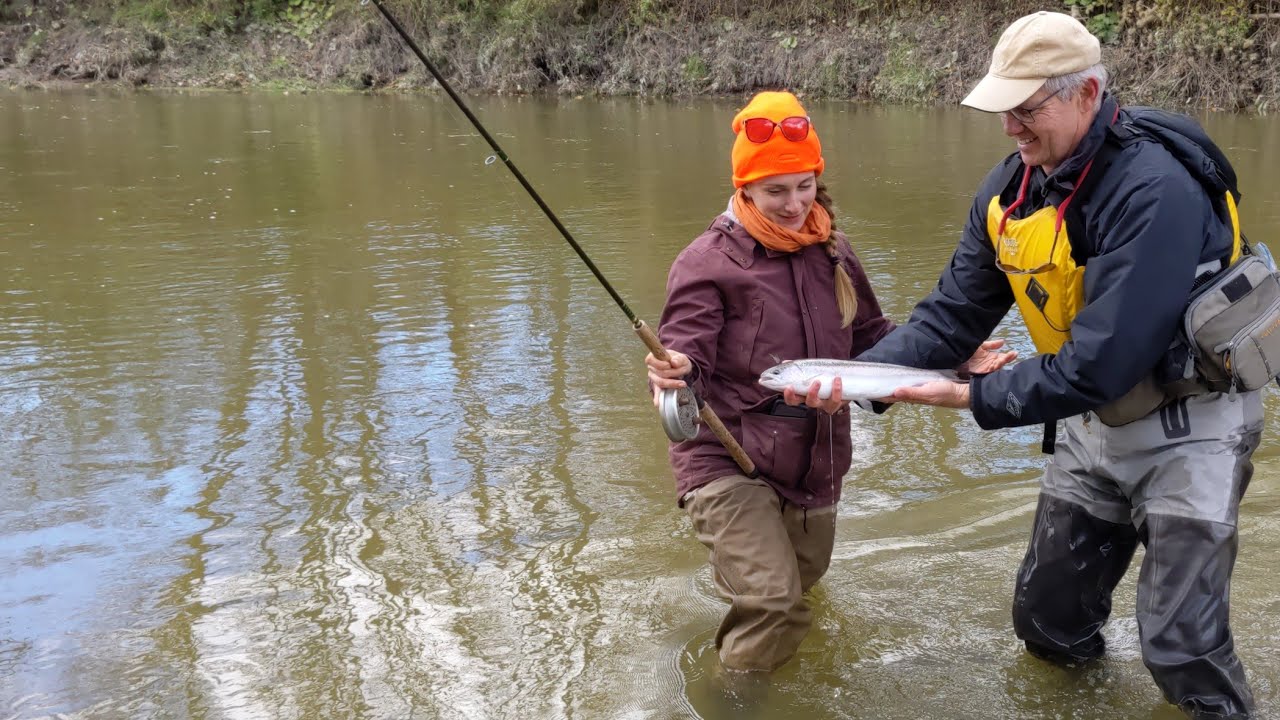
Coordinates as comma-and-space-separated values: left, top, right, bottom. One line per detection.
961, 74, 1045, 113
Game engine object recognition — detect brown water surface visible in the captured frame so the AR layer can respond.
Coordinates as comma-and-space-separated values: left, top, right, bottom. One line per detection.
1, 90, 1278, 719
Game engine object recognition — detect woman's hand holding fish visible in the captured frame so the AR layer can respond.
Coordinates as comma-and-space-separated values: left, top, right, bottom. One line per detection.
784, 376, 846, 415
958, 339, 1017, 376
645, 350, 692, 406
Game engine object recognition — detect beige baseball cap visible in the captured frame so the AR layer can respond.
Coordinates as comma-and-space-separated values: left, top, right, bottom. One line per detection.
962, 11, 1101, 112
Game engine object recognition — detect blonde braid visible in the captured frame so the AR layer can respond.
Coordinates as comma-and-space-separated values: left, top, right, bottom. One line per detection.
815, 181, 858, 328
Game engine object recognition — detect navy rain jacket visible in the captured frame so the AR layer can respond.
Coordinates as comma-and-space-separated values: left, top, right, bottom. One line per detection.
858, 94, 1235, 429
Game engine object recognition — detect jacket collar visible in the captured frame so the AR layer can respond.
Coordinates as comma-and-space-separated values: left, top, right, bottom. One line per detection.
712, 208, 759, 269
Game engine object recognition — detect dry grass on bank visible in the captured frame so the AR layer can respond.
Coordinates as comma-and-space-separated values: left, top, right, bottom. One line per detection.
0, 0, 1277, 111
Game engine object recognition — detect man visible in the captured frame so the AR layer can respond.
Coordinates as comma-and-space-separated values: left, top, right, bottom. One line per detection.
858, 11, 1263, 719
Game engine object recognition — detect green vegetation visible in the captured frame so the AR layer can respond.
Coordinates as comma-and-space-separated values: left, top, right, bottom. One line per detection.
682, 54, 710, 85
64, 0, 337, 37
874, 39, 944, 105
1063, 0, 1122, 43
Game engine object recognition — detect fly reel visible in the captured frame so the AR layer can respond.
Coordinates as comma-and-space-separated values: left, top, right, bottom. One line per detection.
658, 387, 700, 441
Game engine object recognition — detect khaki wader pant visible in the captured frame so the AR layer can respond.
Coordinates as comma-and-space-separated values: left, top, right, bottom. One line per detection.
684, 474, 837, 671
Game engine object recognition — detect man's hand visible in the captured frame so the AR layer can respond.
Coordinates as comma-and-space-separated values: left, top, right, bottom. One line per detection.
958, 339, 1017, 377
646, 351, 692, 406
783, 377, 846, 415
890, 380, 970, 409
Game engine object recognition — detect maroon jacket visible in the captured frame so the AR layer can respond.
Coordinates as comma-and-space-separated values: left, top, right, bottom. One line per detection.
658, 211, 895, 508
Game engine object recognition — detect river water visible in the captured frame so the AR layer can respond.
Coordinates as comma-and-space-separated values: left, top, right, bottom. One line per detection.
1, 90, 1278, 719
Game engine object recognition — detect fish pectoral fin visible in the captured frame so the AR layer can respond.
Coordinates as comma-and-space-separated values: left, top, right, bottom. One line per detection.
851, 399, 874, 413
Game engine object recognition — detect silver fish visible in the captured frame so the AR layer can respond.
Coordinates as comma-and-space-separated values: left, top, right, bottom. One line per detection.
758, 359, 963, 408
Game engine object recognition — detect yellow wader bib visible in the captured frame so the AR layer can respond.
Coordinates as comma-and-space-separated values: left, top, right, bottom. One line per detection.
986, 164, 1089, 355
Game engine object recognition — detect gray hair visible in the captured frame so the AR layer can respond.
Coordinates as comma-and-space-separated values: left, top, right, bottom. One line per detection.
1043, 64, 1109, 110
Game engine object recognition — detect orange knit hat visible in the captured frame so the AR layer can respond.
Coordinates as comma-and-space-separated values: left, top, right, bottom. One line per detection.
730, 91, 824, 188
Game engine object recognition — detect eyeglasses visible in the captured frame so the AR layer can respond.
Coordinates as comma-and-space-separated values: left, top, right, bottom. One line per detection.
743, 116, 811, 143
1002, 87, 1066, 125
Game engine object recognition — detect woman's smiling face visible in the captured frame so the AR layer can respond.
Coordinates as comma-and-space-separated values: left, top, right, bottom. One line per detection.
743, 172, 817, 231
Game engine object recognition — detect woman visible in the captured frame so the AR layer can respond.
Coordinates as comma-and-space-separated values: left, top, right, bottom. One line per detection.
646, 91, 1011, 674
645, 90, 892, 674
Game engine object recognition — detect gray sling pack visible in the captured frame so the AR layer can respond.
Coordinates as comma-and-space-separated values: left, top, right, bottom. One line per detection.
1182, 252, 1280, 394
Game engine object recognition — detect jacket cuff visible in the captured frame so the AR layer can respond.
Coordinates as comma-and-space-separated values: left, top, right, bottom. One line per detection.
685, 362, 704, 396
969, 374, 1008, 430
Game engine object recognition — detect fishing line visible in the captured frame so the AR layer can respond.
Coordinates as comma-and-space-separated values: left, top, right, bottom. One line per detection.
365, 0, 757, 476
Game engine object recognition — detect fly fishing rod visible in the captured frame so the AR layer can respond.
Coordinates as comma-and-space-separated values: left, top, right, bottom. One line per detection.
365, 0, 756, 476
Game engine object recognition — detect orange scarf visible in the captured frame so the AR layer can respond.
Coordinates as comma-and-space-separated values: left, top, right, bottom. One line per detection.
732, 189, 831, 253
